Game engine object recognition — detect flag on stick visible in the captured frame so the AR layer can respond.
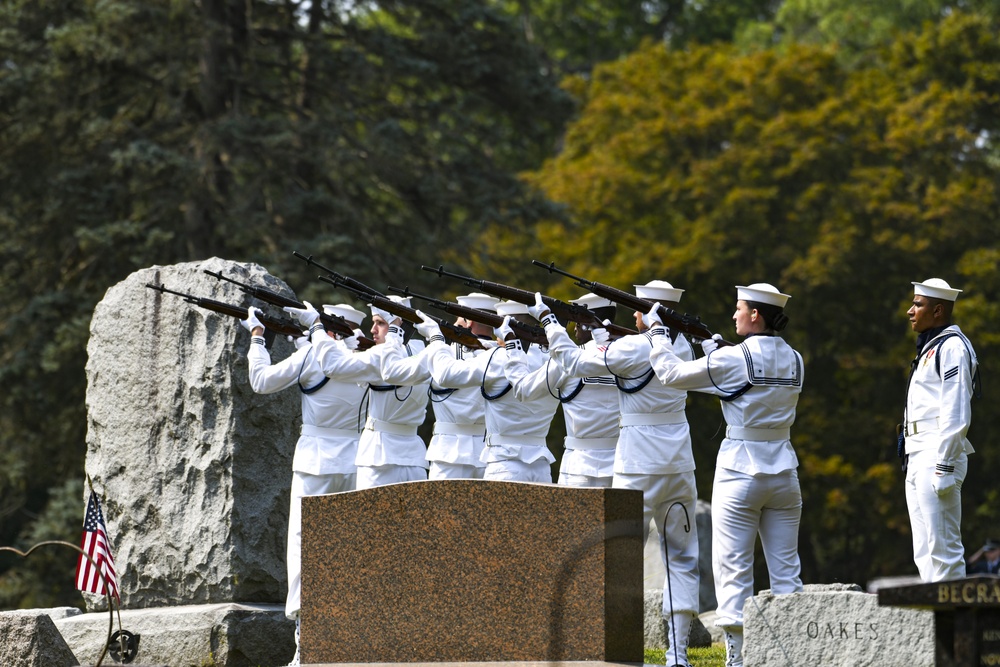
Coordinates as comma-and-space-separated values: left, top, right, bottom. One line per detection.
75, 490, 120, 601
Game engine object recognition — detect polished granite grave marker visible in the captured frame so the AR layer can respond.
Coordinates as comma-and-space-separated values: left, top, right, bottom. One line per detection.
301, 479, 644, 664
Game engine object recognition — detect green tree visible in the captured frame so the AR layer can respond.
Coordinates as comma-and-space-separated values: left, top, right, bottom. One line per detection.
496, 12, 1000, 585
740, 0, 1000, 62
496, 0, 781, 76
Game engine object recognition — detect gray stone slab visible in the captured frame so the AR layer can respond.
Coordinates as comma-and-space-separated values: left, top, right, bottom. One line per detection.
642, 589, 712, 649
743, 583, 934, 667
0, 612, 78, 667
53, 602, 293, 667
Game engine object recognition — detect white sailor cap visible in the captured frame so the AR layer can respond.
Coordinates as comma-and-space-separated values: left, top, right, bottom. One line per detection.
456, 292, 499, 311
370, 295, 411, 323
570, 292, 614, 310
323, 303, 366, 326
736, 283, 791, 308
494, 300, 530, 317
634, 280, 684, 302
912, 278, 962, 302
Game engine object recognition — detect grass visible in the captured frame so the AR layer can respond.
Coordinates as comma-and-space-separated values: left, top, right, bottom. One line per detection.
645, 644, 726, 666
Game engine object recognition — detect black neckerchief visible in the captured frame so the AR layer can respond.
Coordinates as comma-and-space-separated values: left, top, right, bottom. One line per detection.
916, 325, 948, 354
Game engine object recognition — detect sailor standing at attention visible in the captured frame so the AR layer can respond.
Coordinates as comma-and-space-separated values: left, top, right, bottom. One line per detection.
901, 278, 978, 583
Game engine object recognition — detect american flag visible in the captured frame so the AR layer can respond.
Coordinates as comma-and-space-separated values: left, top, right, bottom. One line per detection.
74, 490, 120, 601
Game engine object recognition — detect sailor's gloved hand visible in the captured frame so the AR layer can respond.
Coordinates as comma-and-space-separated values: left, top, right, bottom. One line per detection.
241, 307, 264, 333
342, 328, 363, 350
414, 310, 443, 342
494, 315, 516, 342
642, 302, 664, 329
932, 471, 956, 496
701, 333, 723, 355
528, 292, 558, 327
527, 292, 550, 320
591, 325, 610, 347
283, 301, 320, 328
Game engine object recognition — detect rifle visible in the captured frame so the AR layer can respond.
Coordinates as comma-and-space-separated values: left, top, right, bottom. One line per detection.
203, 269, 376, 350
292, 251, 382, 296
420, 264, 637, 340
320, 276, 485, 350
145, 283, 305, 340
531, 261, 734, 347
386, 285, 549, 347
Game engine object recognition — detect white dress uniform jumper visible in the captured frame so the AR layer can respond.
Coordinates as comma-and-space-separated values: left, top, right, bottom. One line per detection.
247, 337, 365, 619
545, 319, 700, 667
649, 281, 803, 667
311, 332, 431, 489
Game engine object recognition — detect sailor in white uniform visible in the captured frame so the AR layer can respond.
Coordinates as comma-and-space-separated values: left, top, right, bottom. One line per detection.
284, 296, 430, 490
648, 283, 804, 667
402, 300, 559, 483
424, 292, 497, 480
550, 293, 620, 488
243, 303, 368, 665
903, 278, 978, 583
530, 281, 700, 667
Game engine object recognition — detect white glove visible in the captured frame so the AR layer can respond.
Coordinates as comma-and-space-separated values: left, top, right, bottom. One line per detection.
591, 326, 610, 347
283, 300, 320, 327
932, 472, 956, 496
414, 310, 443, 341
530, 292, 559, 327
288, 334, 310, 350
527, 292, 550, 321
494, 315, 516, 341
701, 333, 723, 355
342, 329, 362, 350
241, 307, 264, 333
642, 302, 664, 329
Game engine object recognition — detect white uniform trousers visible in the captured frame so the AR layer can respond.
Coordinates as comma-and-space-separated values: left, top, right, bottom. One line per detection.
430, 462, 486, 480
286, 471, 357, 619
905, 448, 968, 582
614, 471, 699, 615
356, 464, 427, 490
484, 459, 553, 483
712, 467, 803, 627
558, 471, 614, 488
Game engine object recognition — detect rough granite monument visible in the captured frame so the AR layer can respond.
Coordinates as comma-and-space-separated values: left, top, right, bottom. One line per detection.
57, 258, 302, 666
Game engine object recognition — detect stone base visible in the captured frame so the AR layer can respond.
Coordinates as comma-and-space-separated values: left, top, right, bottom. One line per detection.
53, 602, 293, 667
305, 663, 642, 667
744, 583, 934, 667
0, 611, 78, 667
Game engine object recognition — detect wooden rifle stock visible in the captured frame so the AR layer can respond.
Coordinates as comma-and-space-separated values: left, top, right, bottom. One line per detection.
203, 269, 375, 349
386, 286, 548, 347
531, 261, 734, 346
420, 264, 636, 340
145, 283, 305, 339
